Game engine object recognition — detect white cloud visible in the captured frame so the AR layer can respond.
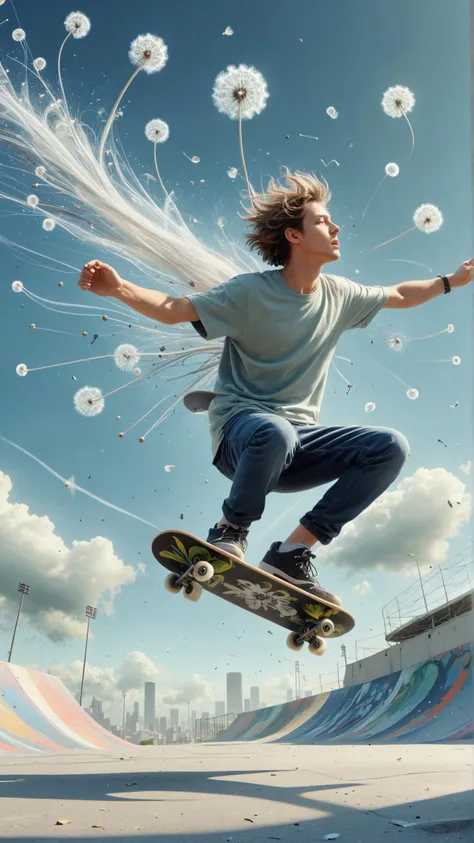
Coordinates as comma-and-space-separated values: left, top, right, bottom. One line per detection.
317, 467, 470, 574
0, 470, 136, 641
460, 460, 471, 476
352, 580, 372, 597
162, 673, 214, 706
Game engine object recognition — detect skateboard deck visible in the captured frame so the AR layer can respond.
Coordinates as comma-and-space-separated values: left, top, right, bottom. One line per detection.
152, 530, 354, 655
183, 390, 220, 413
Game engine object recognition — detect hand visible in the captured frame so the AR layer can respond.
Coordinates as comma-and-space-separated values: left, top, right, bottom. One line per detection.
449, 259, 474, 289
77, 260, 124, 297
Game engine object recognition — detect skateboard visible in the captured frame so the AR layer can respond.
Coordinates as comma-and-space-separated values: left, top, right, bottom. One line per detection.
152, 530, 355, 655
183, 390, 220, 413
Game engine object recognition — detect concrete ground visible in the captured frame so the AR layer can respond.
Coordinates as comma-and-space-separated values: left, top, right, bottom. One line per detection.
0, 742, 472, 842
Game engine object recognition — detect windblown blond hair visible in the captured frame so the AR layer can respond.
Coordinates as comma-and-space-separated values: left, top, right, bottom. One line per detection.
242, 168, 331, 267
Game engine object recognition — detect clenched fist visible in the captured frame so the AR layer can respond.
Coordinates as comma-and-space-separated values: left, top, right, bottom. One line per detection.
78, 260, 124, 297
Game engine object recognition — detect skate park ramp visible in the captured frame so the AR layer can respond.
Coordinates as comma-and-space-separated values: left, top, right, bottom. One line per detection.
214, 641, 473, 744
0, 661, 128, 754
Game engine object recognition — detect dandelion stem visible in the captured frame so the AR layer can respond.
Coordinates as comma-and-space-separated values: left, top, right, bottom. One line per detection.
402, 108, 415, 160
98, 60, 146, 167
361, 174, 387, 218
153, 141, 170, 199
238, 100, 254, 200
363, 226, 416, 255
57, 33, 74, 129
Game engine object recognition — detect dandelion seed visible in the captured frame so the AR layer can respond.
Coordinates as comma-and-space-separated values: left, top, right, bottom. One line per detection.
164, 464, 175, 472
223, 26, 233, 36
407, 388, 418, 400
365, 402, 376, 412
12, 280, 23, 293
212, 64, 269, 197
374, 360, 418, 400
12, 28, 26, 42
16, 363, 28, 376
133, 367, 141, 375
42, 218, 56, 231
299, 133, 319, 141
361, 162, 400, 218
183, 152, 200, 163
227, 167, 238, 179
145, 119, 170, 197
326, 106, 338, 119
33, 57, 46, 72
64, 12, 91, 39
35, 166, 46, 178
363, 203, 443, 254
382, 84, 416, 160
27, 194, 39, 207
29, 323, 35, 329
371, 333, 407, 352
74, 386, 105, 417
414, 355, 461, 365
411, 323, 454, 340
217, 217, 225, 229
320, 159, 339, 167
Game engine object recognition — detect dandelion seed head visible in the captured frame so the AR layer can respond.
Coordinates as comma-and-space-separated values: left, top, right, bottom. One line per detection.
365, 402, 376, 412
12, 28, 26, 42
190, 156, 200, 163
385, 162, 399, 177
164, 464, 175, 472
387, 334, 406, 352
212, 64, 269, 120
326, 106, 338, 119
217, 217, 225, 229
145, 118, 169, 143
33, 57, 46, 72
129, 34, 168, 74
64, 12, 91, 39
407, 388, 419, 400
35, 166, 46, 178
447, 323, 454, 333
29, 323, 35, 329
223, 26, 234, 36
42, 218, 56, 231
382, 85, 415, 118
114, 343, 140, 371
452, 356, 461, 365
413, 203, 443, 233
27, 194, 39, 207
74, 386, 105, 417
12, 280, 23, 293
227, 167, 238, 179
133, 367, 141, 375
16, 363, 28, 377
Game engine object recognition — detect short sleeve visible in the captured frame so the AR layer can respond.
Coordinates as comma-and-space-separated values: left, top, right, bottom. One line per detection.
341, 277, 389, 330
186, 275, 248, 341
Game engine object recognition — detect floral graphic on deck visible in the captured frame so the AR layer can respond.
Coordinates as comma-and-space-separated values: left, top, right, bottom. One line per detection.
159, 535, 233, 587
222, 579, 299, 619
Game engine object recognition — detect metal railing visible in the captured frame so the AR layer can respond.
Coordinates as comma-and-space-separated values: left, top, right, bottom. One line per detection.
194, 712, 235, 742
382, 549, 473, 639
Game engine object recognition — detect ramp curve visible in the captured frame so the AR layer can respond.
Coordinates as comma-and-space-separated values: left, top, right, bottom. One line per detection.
0, 661, 128, 754
214, 642, 473, 744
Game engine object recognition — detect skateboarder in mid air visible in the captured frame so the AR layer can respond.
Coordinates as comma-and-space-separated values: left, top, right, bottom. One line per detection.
78, 169, 473, 606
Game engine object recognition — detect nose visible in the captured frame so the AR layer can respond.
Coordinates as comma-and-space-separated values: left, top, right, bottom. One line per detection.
331, 224, 340, 236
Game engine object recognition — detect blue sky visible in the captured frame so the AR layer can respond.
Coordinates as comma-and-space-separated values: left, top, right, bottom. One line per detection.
0, 0, 471, 720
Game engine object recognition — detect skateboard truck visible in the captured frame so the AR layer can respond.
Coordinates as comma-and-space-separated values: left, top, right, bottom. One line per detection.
164, 560, 215, 602
287, 618, 335, 656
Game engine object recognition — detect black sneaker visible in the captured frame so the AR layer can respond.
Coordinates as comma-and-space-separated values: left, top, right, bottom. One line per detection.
260, 542, 342, 606
206, 523, 249, 561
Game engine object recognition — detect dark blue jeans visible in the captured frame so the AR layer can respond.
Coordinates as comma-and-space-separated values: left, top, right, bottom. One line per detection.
214, 409, 410, 545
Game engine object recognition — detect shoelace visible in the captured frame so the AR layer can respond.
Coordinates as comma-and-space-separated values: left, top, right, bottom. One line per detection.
221, 524, 249, 551
295, 548, 321, 585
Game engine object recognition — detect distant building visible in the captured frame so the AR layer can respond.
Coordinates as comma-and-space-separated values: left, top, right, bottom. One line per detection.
244, 698, 250, 711
250, 686, 260, 710
170, 708, 179, 727
144, 682, 156, 732
227, 672, 243, 715
304, 690, 313, 698
215, 700, 226, 716
159, 716, 167, 736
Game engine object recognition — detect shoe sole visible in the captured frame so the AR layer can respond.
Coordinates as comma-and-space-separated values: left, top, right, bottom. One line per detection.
208, 540, 245, 561
260, 561, 341, 605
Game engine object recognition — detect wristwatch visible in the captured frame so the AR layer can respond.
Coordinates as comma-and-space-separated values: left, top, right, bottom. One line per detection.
437, 274, 451, 294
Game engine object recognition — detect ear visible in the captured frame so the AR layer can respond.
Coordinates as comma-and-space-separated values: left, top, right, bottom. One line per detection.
284, 226, 300, 245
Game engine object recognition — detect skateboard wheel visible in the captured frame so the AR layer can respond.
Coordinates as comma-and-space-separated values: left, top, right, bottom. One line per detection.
164, 573, 183, 594
308, 636, 327, 656
183, 581, 202, 602
319, 618, 335, 637
286, 631, 304, 651
193, 561, 214, 583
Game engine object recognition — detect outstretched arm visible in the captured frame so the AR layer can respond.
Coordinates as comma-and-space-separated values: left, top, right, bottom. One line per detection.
382, 260, 473, 309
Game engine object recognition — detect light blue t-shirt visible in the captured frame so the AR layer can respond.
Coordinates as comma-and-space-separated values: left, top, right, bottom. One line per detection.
187, 269, 388, 461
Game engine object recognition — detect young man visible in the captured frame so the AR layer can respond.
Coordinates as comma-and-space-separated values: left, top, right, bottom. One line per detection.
78, 170, 473, 606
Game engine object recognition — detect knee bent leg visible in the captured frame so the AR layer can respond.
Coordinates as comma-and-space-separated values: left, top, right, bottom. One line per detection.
384, 429, 410, 465
252, 417, 298, 467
